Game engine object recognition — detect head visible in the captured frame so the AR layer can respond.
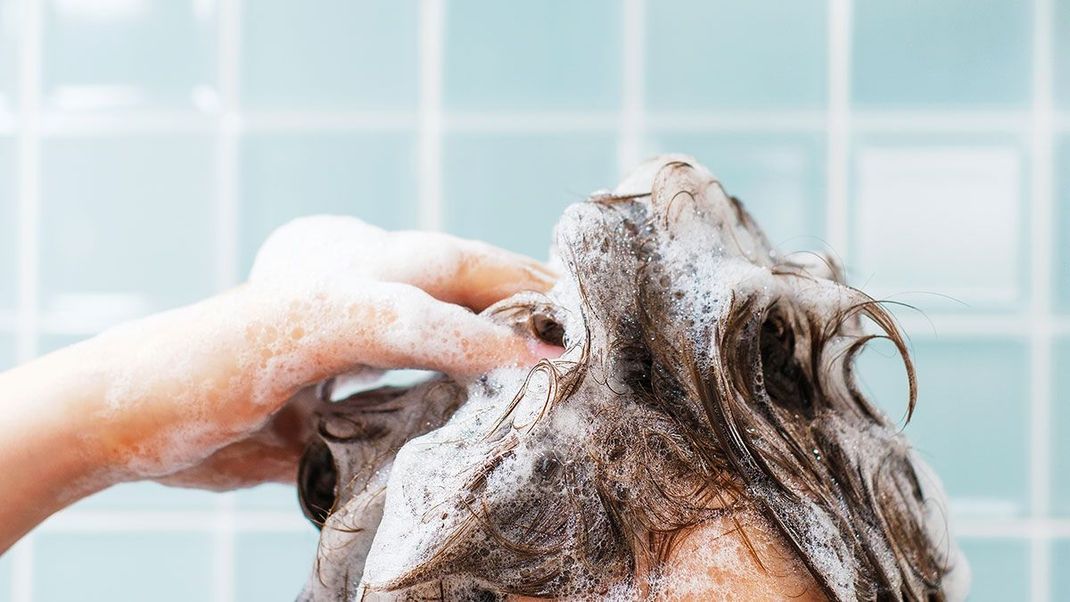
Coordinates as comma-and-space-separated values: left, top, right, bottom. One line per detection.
297, 156, 967, 601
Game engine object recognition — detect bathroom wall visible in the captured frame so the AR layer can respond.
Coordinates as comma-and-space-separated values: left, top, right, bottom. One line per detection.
0, 0, 1067, 600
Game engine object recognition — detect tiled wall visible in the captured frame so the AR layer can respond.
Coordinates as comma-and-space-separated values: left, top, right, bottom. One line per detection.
0, 0, 1067, 600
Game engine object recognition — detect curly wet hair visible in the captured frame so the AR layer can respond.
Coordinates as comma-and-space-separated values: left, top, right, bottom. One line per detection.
298, 158, 965, 602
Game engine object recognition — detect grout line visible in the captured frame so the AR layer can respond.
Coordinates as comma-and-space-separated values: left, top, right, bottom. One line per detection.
12, 0, 42, 598
617, 0, 644, 176
417, 0, 444, 231
0, 108, 1054, 137
213, 1, 242, 600
216, 0, 241, 292
1029, 0, 1055, 599
825, 0, 851, 261
445, 111, 617, 132
213, 494, 237, 602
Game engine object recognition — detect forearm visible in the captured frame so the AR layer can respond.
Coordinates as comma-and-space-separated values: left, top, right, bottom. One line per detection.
0, 341, 115, 552
0, 286, 332, 552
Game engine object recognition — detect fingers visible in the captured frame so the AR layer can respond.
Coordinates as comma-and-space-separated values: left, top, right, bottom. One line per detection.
388, 231, 558, 311
249, 216, 558, 312
269, 282, 561, 392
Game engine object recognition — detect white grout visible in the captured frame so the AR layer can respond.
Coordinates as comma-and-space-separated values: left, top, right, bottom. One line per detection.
213, 1, 242, 600
417, 0, 444, 231
0, 107, 1062, 137
12, 0, 42, 598
1029, 0, 1055, 599
825, 0, 852, 259
617, 0, 644, 176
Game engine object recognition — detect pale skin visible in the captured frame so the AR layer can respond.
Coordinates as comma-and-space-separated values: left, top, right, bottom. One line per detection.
0, 217, 823, 600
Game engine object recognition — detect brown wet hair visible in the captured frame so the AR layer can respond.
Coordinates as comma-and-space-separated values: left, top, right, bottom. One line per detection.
300, 159, 960, 602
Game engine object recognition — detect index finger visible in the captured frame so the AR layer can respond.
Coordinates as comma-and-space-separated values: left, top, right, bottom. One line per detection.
386, 231, 558, 311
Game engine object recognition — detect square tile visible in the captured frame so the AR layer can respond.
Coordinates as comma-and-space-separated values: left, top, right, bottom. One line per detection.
852, 0, 1031, 108
40, 135, 217, 326
238, 131, 419, 275
1054, 540, 1070, 599
33, 532, 215, 602
1056, 136, 1070, 312
858, 337, 1030, 517
235, 482, 297, 511
444, 0, 620, 110
646, 0, 827, 110
0, 136, 15, 311
851, 135, 1027, 310
643, 132, 826, 250
0, 0, 17, 112
958, 538, 1030, 602
43, 0, 216, 111
442, 132, 618, 259
234, 531, 320, 602
1053, 0, 1070, 109
70, 481, 217, 512
241, 0, 418, 110
1053, 339, 1070, 516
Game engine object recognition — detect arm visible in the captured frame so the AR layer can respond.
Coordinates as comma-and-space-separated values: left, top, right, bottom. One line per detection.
0, 217, 558, 552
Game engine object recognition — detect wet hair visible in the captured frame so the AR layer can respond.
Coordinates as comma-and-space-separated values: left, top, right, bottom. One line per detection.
299, 158, 963, 602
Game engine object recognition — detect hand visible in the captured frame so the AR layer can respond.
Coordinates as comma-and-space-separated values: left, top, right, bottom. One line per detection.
154, 216, 560, 489
0, 216, 558, 551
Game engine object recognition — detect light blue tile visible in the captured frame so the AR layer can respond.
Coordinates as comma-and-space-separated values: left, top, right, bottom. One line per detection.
1053, 340, 1070, 516
858, 337, 1030, 517
643, 132, 826, 250
238, 131, 419, 275
1054, 540, 1070, 599
234, 531, 319, 602
235, 482, 298, 511
33, 532, 215, 602
646, 0, 827, 110
43, 0, 216, 111
1054, 0, 1070, 109
850, 134, 1029, 311
442, 133, 618, 259
1056, 137, 1070, 312
0, 136, 14, 311
241, 0, 418, 110
958, 538, 1029, 602
852, 0, 1031, 109
444, 0, 620, 110
0, 0, 17, 112
70, 481, 217, 511
40, 135, 217, 319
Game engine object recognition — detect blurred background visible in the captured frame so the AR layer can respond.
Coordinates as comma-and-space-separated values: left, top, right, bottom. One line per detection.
0, 0, 1066, 600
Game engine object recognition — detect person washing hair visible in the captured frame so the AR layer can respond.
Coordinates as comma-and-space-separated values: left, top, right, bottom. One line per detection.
0, 159, 969, 602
